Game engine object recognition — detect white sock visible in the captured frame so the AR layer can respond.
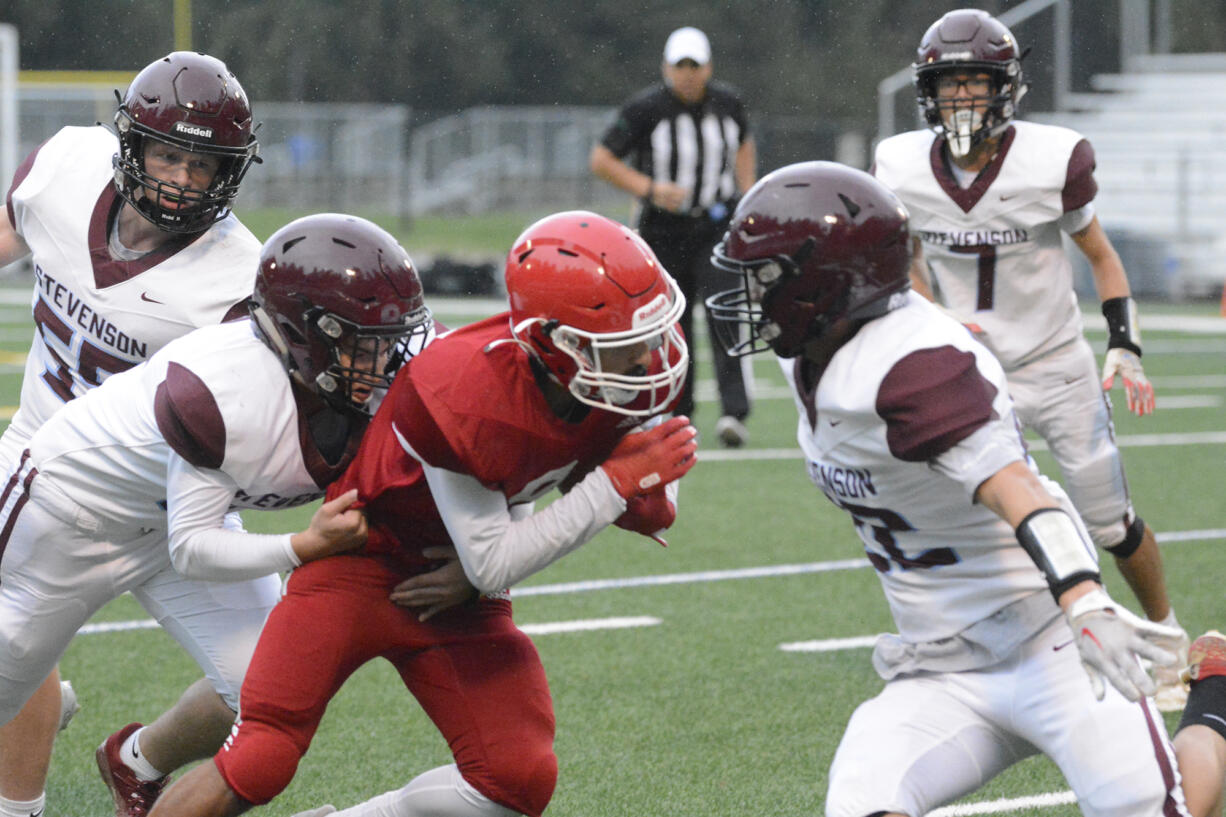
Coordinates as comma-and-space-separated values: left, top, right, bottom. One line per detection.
0, 793, 45, 817
1159, 608, 1181, 631
331, 764, 515, 817
119, 727, 166, 781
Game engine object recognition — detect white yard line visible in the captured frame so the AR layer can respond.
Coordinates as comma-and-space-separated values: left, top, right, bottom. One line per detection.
700, 431, 1226, 461
84, 527, 1225, 633
928, 791, 1077, 816
79, 614, 660, 638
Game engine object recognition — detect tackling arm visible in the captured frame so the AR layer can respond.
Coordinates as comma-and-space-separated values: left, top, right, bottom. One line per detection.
165, 455, 366, 581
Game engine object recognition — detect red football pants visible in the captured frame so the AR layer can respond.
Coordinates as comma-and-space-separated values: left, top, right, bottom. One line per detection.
215, 554, 557, 816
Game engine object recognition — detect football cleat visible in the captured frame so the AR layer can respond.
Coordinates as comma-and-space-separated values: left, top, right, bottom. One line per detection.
58, 679, 80, 732
290, 808, 338, 817
1181, 630, 1226, 686
96, 723, 170, 817
1152, 628, 1191, 712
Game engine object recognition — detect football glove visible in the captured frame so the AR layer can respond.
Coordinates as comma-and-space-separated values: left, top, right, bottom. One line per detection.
614, 488, 675, 547
601, 416, 697, 500
1101, 347, 1154, 416
1066, 587, 1180, 701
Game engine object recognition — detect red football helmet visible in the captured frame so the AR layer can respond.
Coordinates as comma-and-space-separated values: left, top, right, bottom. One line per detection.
504, 211, 688, 417
707, 162, 911, 359
912, 9, 1028, 157
114, 52, 260, 234
251, 214, 432, 415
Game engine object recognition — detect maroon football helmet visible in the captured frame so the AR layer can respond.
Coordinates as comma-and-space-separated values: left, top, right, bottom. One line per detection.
113, 52, 259, 234
251, 214, 432, 415
707, 162, 911, 359
912, 9, 1028, 157
504, 211, 688, 417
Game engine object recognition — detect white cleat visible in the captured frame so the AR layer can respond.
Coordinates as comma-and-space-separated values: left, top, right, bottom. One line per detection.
58, 680, 80, 732
714, 415, 748, 448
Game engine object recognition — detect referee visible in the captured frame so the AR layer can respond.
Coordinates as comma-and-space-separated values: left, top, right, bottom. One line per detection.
590, 26, 757, 447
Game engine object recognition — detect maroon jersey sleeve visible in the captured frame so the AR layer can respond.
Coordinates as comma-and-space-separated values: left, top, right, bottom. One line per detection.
875, 346, 998, 463
1063, 139, 1098, 212
155, 362, 227, 469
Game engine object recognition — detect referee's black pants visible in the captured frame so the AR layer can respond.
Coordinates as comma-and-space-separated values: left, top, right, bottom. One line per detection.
639, 209, 749, 421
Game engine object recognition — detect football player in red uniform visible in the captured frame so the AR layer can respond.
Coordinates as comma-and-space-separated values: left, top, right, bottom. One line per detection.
148, 211, 697, 817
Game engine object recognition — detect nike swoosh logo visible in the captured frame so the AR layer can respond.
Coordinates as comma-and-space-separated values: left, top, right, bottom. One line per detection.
827, 419, 842, 427
1053, 638, 1075, 651
1000, 193, 1016, 201
140, 292, 164, 304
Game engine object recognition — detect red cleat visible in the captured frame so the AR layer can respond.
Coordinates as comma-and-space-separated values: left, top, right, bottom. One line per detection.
96, 723, 170, 817
1181, 630, 1226, 685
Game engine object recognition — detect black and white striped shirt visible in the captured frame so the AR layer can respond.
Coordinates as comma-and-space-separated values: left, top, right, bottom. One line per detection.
600, 80, 750, 215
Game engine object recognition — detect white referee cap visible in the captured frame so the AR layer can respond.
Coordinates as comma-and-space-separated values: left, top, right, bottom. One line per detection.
664, 27, 710, 66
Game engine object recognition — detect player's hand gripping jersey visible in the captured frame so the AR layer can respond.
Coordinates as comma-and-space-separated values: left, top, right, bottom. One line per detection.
4, 126, 258, 458
21, 319, 359, 581
783, 293, 1054, 644
873, 122, 1097, 371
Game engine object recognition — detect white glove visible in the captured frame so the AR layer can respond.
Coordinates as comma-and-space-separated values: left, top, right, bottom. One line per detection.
1066, 588, 1180, 701
1101, 348, 1155, 416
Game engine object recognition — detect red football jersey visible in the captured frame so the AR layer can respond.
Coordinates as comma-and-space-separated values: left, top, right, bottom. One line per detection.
330, 313, 650, 574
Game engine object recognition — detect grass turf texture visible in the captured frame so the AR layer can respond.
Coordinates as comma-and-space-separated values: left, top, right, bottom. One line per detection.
2, 289, 1220, 816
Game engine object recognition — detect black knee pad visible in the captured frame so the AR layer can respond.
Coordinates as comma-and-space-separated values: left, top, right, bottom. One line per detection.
1105, 514, 1146, 558
1178, 676, 1226, 743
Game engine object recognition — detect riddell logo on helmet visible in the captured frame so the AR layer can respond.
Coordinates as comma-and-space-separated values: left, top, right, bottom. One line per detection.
939, 51, 974, 60
633, 294, 669, 327
172, 121, 214, 139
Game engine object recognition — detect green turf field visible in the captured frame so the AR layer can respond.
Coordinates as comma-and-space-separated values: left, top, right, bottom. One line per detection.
6, 287, 1223, 816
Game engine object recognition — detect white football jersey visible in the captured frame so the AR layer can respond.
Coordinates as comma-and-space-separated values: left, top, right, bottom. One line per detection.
783, 293, 1050, 643
873, 121, 1097, 370
28, 320, 333, 533
3, 125, 259, 461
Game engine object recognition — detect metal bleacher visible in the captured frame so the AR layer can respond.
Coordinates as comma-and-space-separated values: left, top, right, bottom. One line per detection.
1032, 53, 1226, 299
